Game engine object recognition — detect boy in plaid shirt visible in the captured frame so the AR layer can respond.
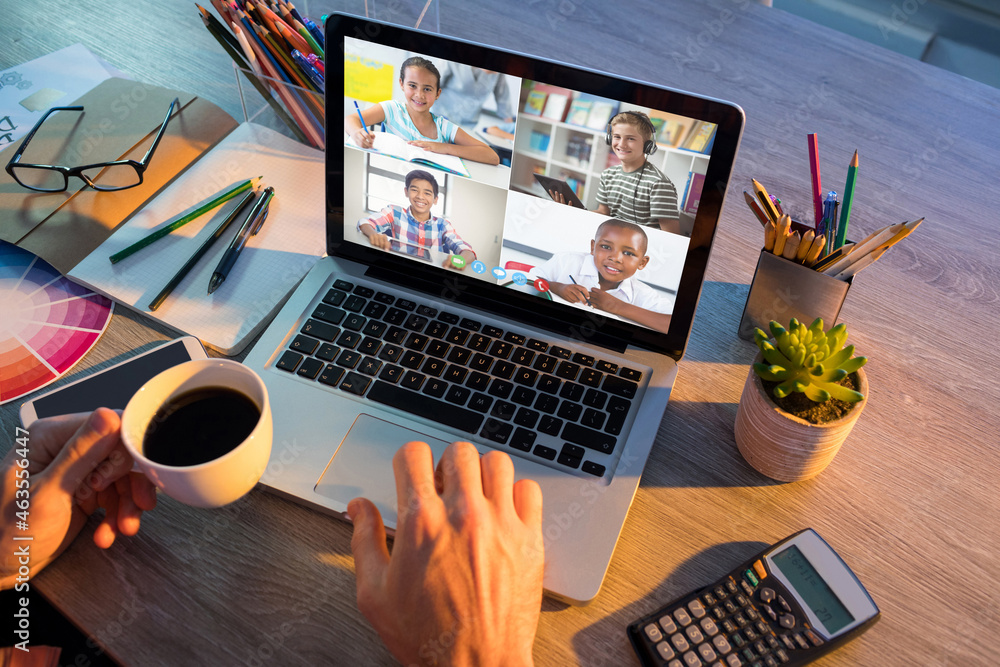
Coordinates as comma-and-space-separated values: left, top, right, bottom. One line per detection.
359, 169, 476, 270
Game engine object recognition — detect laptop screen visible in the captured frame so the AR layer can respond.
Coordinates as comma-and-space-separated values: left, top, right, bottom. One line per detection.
329, 15, 743, 359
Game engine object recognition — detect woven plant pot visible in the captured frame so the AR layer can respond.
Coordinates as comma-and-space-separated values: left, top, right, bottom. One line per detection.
734, 356, 868, 482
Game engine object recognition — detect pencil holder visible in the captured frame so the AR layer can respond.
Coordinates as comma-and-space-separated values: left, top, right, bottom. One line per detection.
737, 250, 852, 340
233, 63, 325, 150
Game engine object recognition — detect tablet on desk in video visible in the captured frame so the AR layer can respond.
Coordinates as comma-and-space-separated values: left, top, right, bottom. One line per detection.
388, 238, 432, 262
532, 173, 587, 209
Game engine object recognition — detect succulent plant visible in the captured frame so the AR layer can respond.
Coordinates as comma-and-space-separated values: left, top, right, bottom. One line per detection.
753, 318, 867, 403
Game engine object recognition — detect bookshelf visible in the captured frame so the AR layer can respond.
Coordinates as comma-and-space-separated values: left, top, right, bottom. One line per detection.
509, 113, 711, 213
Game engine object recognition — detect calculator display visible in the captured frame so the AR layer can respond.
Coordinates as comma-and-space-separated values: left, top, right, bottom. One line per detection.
771, 545, 854, 634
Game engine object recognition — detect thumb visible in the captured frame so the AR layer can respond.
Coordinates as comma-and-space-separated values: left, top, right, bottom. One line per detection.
44, 408, 122, 491
348, 498, 390, 589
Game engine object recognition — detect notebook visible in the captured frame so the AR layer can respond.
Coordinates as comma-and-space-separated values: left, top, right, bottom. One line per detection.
242, 13, 744, 604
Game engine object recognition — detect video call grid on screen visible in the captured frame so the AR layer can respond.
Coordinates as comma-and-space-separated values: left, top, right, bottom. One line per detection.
341, 34, 724, 338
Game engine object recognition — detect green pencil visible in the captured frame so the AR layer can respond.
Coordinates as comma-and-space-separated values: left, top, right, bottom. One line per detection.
836, 150, 858, 250
109, 176, 261, 264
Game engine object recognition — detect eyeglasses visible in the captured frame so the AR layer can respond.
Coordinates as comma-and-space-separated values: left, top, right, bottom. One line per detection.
4, 97, 179, 192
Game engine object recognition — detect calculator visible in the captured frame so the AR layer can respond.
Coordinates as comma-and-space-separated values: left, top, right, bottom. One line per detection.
627, 529, 879, 667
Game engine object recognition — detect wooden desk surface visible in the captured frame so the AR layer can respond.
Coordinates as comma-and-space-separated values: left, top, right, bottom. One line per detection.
2, 2, 998, 665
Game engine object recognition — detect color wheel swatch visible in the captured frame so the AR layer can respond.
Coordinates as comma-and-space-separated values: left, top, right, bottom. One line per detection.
1, 241, 113, 405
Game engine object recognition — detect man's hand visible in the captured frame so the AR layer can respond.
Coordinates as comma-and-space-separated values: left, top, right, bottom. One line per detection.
1, 409, 157, 588
349, 441, 543, 666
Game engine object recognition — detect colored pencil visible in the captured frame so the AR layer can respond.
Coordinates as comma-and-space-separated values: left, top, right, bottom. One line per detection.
744, 190, 770, 226
808, 133, 823, 230
836, 150, 858, 250
110, 177, 262, 264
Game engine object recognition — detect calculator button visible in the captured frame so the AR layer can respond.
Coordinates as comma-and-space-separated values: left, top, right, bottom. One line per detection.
754, 640, 768, 655
762, 604, 777, 621
682, 651, 702, 667
656, 641, 677, 660
659, 615, 678, 634
724, 600, 738, 614
688, 599, 707, 619
759, 587, 776, 604
743, 626, 757, 641
779, 614, 795, 629
804, 629, 824, 646
644, 623, 664, 643
765, 635, 780, 651
779, 634, 795, 650
703, 592, 717, 606
741, 647, 756, 663
674, 608, 693, 627
711, 606, 726, 620
671, 633, 691, 652
756, 622, 769, 636
725, 654, 743, 667
685, 625, 704, 644
752, 560, 767, 581
764, 656, 778, 667
726, 580, 739, 595
745, 607, 760, 622
712, 634, 732, 654
668, 661, 684, 667
793, 633, 809, 649
698, 643, 718, 663
700, 617, 719, 637
714, 586, 727, 600
734, 594, 749, 608
777, 596, 792, 613
722, 619, 737, 634
730, 632, 746, 648
740, 580, 755, 596
734, 612, 749, 627
775, 648, 790, 663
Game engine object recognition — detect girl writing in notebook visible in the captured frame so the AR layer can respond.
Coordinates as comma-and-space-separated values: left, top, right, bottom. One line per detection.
345, 56, 500, 166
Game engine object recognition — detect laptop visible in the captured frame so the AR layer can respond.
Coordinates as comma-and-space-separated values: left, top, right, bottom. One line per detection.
243, 13, 744, 604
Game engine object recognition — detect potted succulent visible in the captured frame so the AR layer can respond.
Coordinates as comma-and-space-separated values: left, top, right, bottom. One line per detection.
734, 317, 868, 482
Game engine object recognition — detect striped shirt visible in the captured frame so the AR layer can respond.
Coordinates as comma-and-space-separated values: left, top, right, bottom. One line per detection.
596, 162, 679, 228
359, 205, 475, 258
380, 99, 459, 144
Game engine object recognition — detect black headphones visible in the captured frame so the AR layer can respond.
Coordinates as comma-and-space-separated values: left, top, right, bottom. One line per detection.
605, 110, 658, 156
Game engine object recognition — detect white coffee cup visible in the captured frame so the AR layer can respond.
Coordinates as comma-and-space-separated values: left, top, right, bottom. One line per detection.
121, 359, 272, 508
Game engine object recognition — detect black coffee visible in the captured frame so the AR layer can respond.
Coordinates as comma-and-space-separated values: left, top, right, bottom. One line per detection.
143, 387, 260, 467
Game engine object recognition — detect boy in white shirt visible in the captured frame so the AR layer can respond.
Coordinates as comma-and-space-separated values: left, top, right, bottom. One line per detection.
533, 218, 672, 333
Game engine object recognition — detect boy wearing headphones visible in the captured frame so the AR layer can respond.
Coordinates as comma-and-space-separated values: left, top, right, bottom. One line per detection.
597, 111, 680, 234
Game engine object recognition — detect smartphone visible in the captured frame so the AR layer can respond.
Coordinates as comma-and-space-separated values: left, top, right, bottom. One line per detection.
19, 336, 207, 427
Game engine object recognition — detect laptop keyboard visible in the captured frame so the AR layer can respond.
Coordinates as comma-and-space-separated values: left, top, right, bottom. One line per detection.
271, 277, 646, 479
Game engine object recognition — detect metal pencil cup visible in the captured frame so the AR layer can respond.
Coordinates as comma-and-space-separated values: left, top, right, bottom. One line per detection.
737, 250, 852, 340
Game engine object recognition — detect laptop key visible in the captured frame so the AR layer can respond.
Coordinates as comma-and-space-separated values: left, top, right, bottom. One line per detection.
400, 350, 424, 369
323, 288, 347, 306
533, 444, 556, 460
468, 393, 493, 413
381, 326, 405, 345
316, 343, 340, 361
558, 443, 584, 469
401, 371, 425, 391
358, 337, 382, 356
493, 360, 516, 379
312, 304, 347, 326
337, 350, 362, 369
423, 378, 448, 398
352, 285, 374, 298
556, 361, 581, 381
291, 335, 319, 355
460, 317, 481, 331
421, 358, 446, 377
417, 305, 438, 318
404, 333, 429, 351
619, 367, 642, 381
318, 364, 345, 387
603, 375, 638, 399
557, 401, 582, 421
537, 375, 561, 394
466, 372, 490, 392
343, 313, 366, 331
483, 325, 504, 338
363, 302, 387, 319
378, 364, 404, 383
538, 415, 563, 436
572, 353, 596, 367
549, 345, 572, 359
395, 298, 416, 311
583, 388, 608, 409
447, 347, 472, 365
446, 327, 470, 346
490, 400, 516, 421
481, 419, 512, 444
374, 291, 395, 304
514, 408, 540, 429
377, 344, 402, 363
512, 386, 536, 406
510, 346, 535, 366
301, 318, 339, 341
332, 279, 354, 291
562, 422, 616, 454
469, 353, 493, 372
488, 379, 513, 399
367, 382, 483, 434
339, 372, 371, 395
579, 368, 603, 387
385, 308, 408, 325
469, 333, 491, 352
276, 350, 303, 372
337, 330, 362, 349
489, 340, 513, 359
297, 357, 324, 379
443, 364, 468, 384
533, 354, 557, 373
445, 385, 471, 405
559, 382, 584, 401
344, 295, 366, 313
582, 408, 606, 430
358, 357, 382, 376
438, 311, 460, 324
426, 320, 450, 338
426, 340, 450, 358
534, 394, 558, 414
404, 314, 428, 332
513, 367, 538, 387
504, 332, 526, 345
582, 461, 606, 477
526, 338, 548, 351
510, 428, 536, 452
362, 320, 387, 338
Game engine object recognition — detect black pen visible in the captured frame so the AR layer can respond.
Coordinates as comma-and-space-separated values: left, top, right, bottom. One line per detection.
147, 187, 258, 311
568, 275, 592, 306
208, 186, 274, 294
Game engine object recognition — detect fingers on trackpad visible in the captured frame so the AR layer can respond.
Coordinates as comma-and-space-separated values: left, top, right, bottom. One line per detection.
313, 414, 450, 527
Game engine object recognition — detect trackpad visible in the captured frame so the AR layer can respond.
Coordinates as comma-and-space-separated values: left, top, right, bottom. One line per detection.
313, 414, 450, 528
